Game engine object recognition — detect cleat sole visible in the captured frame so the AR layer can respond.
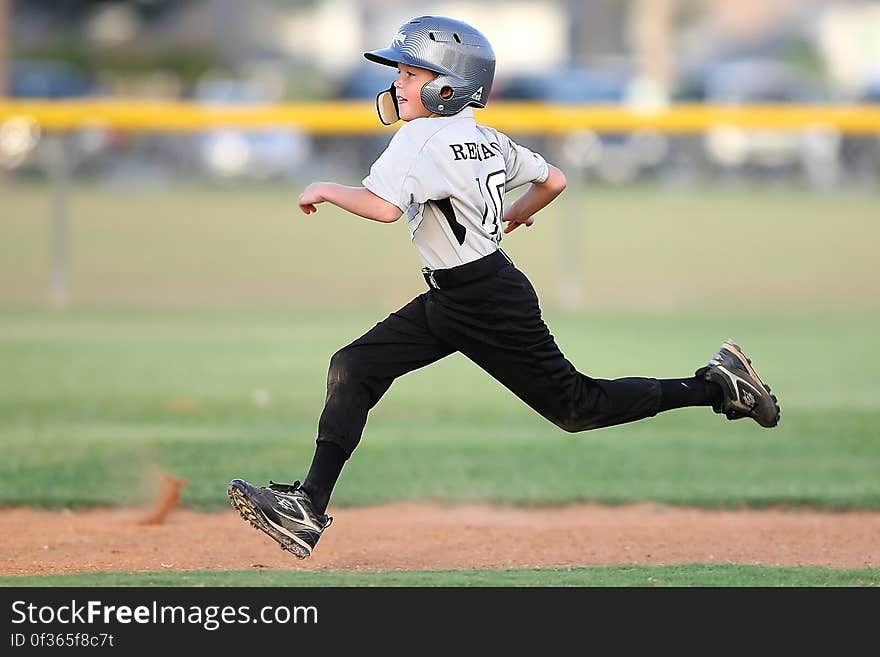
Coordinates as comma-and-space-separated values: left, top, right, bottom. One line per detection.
227, 483, 311, 559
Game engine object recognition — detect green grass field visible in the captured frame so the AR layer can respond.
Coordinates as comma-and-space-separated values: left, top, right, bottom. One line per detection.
1, 306, 879, 510
1, 180, 878, 586
1, 565, 877, 587
3, 180, 879, 311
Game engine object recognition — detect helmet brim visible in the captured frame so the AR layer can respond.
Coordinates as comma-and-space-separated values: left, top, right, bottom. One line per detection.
364, 48, 460, 80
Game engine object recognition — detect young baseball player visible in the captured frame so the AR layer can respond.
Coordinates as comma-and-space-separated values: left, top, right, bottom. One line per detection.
227, 16, 780, 559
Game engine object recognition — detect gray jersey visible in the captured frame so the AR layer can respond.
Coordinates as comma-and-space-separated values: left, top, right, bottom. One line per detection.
363, 107, 549, 270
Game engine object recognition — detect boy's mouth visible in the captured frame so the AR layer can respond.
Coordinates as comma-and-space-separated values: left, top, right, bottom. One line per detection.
397, 96, 407, 104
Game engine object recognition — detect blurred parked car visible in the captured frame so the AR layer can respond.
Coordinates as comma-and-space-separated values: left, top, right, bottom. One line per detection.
838, 80, 880, 183
322, 64, 399, 175
674, 58, 841, 186
10, 59, 94, 98
492, 66, 670, 184
189, 77, 310, 180
334, 64, 396, 101
2, 59, 119, 175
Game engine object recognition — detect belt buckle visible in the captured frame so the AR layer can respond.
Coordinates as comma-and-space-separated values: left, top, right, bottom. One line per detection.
423, 267, 439, 290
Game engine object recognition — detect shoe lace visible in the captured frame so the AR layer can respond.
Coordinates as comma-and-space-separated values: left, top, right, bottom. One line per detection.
267, 480, 302, 494
266, 480, 333, 527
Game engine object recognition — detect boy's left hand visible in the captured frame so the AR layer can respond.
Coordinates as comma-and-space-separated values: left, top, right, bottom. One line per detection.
299, 183, 326, 214
503, 216, 534, 234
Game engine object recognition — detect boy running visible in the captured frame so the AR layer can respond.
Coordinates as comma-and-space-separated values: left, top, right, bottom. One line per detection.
228, 16, 780, 559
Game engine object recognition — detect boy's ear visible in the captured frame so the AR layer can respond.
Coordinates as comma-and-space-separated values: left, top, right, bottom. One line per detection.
377, 84, 400, 125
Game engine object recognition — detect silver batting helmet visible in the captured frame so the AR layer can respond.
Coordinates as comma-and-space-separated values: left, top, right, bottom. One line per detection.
364, 16, 496, 125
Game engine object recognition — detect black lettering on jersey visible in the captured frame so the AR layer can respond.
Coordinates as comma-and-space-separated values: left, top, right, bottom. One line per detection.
488, 141, 503, 154
449, 142, 498, 162
429, 198, 466, 246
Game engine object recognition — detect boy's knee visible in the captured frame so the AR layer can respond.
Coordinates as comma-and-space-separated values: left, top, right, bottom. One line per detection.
327, 348, 360, 386
553, 410, 602, 433
555, 418, 584, 433
326, 347, 389, 408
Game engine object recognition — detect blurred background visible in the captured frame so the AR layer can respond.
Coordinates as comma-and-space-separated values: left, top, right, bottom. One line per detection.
0, 1, 878, 510
1, 0, 879, 310
5, 0, 880, 180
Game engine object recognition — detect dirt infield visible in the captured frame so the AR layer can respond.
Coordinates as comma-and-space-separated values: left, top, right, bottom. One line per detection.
2, 503, 878, 576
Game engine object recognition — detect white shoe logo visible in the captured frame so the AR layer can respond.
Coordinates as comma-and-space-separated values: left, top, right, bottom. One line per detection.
742, 391, 756, 407
275, 496, 322, 531
277, 497, 302, 517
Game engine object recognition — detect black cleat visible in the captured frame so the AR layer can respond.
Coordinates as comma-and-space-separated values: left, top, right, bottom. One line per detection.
227, 479, 332, 559
696, 340, 781, 428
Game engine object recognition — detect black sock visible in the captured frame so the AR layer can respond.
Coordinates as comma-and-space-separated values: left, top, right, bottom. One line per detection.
301, 442, 348, 515
658, 377, 723, 412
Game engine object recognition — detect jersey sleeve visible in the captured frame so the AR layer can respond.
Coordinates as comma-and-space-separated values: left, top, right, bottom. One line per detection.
362, 127, 452, 211
495, 131, 550, 191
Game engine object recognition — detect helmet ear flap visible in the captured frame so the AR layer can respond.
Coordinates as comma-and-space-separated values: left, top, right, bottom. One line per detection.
376, 84, 400, 125
420, 73, 486, 115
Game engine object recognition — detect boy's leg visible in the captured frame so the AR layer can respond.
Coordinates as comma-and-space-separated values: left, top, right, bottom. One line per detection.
228, 293, 454, 558
303, 293, 454, 512
425, 266, 722, 433
656, 377, 723, 412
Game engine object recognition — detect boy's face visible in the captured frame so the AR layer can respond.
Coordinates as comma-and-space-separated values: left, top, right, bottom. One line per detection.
394, 63, 439, 121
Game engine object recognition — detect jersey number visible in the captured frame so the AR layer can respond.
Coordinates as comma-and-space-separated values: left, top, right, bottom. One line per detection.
480, 170, 506, 240
428, 170, 506, 246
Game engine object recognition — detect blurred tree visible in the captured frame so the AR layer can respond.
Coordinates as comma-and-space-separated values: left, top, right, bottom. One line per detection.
11, 0, 227, 95
13, 0, 186, 21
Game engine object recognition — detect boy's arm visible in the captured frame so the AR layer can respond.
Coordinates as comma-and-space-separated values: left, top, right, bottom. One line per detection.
502, 165, 567, 234
299, 182, 402, 223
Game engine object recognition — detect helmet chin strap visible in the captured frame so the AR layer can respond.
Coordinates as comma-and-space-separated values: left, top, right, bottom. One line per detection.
376, 84, 400, 125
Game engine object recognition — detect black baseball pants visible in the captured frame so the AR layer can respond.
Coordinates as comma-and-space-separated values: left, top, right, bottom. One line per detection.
316, 250, 661, 456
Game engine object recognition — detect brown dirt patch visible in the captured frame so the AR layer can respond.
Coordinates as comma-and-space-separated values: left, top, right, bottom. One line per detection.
2, 503, 878, 576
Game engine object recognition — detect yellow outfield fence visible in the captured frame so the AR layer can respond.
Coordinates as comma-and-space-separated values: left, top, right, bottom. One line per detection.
1, 99, 880, 134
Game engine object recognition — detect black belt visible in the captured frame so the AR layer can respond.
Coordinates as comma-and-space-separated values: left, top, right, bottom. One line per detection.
422, 250, 512, 290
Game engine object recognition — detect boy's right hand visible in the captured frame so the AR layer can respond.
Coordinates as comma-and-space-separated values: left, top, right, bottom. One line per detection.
299, 183, 327, 214
503, 215, 535, 234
